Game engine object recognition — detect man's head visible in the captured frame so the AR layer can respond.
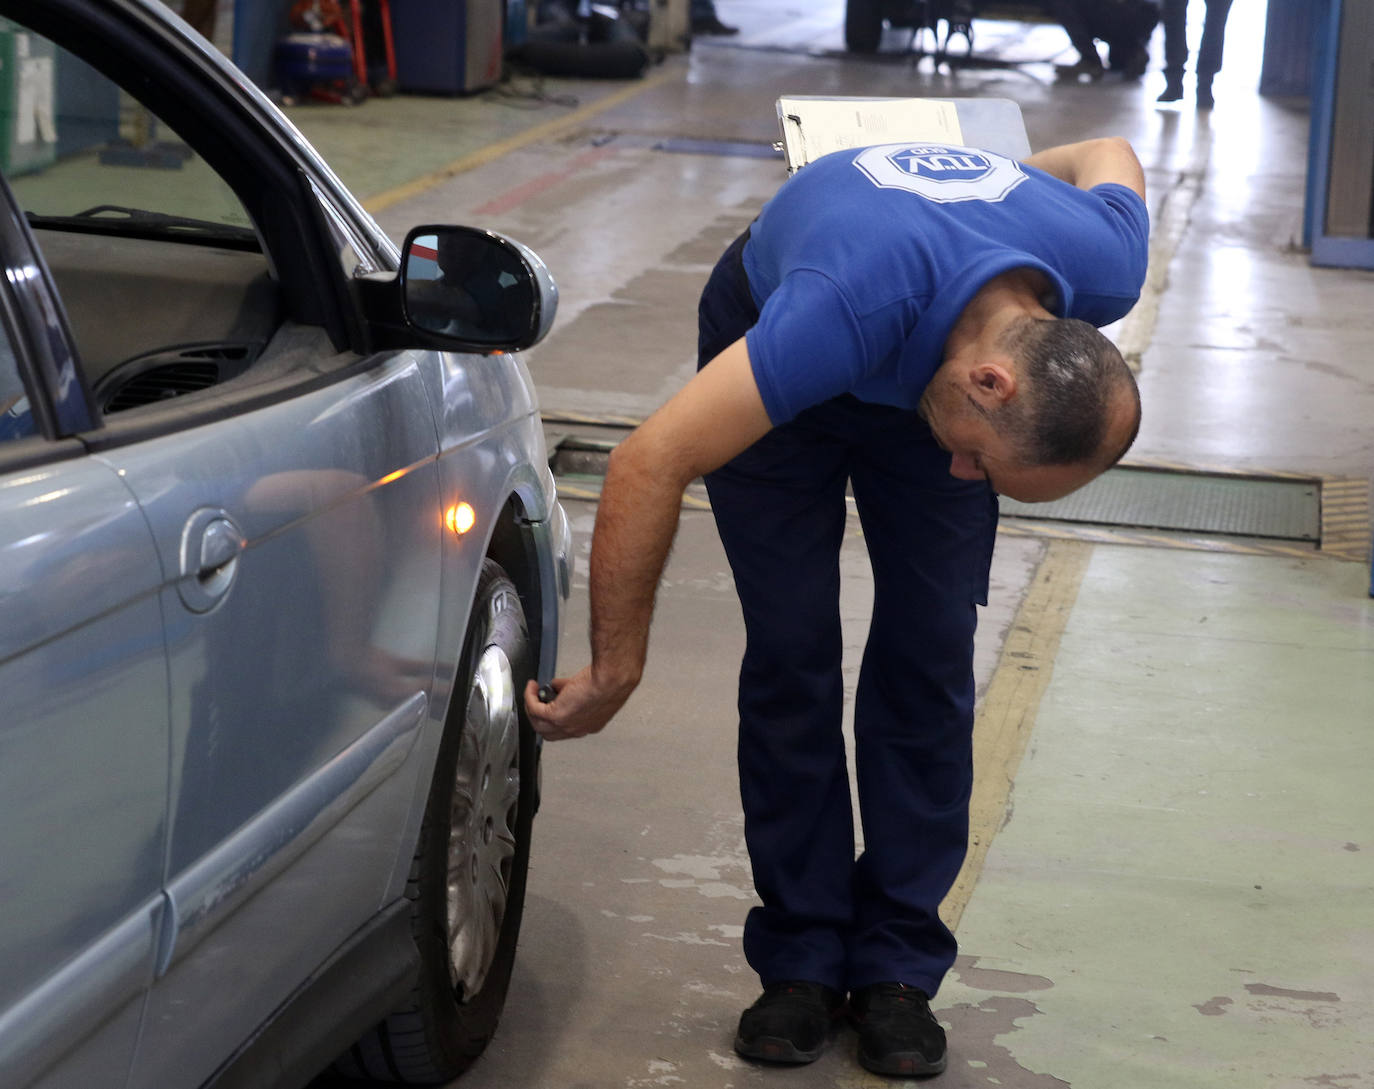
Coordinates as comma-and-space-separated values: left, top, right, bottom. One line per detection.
920, 316, 1140, 503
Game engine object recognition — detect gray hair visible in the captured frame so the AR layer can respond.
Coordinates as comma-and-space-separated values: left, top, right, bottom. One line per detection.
997, 317, 1140, 466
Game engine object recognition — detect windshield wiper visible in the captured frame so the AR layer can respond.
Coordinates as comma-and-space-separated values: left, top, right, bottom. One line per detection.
25, 205, 258, 247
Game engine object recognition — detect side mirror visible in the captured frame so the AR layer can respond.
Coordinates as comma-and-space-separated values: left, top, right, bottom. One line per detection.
399, 225, 558, 352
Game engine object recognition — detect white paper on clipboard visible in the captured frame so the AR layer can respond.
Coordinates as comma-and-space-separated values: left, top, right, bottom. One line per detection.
775, 96, 964, 173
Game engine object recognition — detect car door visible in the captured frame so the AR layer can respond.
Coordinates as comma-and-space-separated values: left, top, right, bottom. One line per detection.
0, 176, 167, 1089
0, 6, 446, 1086
113, 349, 445, 1089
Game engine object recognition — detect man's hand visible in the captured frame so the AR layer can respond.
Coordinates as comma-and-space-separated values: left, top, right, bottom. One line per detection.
523, 669, 635, 741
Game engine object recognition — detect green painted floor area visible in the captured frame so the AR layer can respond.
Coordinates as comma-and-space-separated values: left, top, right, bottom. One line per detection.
283, 77, 628, 205
939, 545, 1374, 1088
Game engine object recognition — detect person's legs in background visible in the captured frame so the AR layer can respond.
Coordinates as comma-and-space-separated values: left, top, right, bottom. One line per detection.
1049, 0, 1106, 80
691, 0, 738, 35
1194, 0, 1234, 108
1157, 0, 1188, 100
1103, 0, 1159, 81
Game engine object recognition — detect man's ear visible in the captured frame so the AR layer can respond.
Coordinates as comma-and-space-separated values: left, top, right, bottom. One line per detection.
967, 360, 1017, 408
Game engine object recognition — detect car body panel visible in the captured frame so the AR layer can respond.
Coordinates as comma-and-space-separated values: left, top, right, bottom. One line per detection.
99, 353, 443, 1087
0, 455, 169, 1089
378, 349, 560, 897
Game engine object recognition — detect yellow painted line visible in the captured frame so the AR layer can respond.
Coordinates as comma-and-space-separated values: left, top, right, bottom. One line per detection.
362, 67, 681, 213
940, 540, 1092, 932
1116, 171, 1203, 373
1320, 477, 1371, 561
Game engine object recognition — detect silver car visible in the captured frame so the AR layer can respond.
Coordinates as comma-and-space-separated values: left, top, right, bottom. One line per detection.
0, 2, 571, 1087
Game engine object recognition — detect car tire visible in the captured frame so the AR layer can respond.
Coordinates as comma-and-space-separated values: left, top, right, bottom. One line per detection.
338, 559, 538, 1084
845, 0, 884, 52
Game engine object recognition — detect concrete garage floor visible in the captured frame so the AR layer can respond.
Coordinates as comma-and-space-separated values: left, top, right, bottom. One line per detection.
298, 3, 1373, 1086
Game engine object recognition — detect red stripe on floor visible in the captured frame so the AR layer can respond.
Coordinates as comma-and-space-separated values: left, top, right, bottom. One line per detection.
473, 146, 618, 217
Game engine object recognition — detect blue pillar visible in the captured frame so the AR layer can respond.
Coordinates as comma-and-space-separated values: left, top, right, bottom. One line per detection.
1259, 0, 1319, 97
232, 0, 290, 89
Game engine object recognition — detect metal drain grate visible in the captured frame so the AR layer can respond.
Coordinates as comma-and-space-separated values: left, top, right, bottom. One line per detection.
548, 427, 1368, 560
998, 467, 1321, 542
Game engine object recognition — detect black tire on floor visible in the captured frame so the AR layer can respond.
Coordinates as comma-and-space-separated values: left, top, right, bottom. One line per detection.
845, 0, 884, 52
338, 559, 538, 1084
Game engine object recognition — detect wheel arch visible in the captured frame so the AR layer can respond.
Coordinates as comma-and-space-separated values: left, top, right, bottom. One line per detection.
494, 456, 570, 681
483, 487, 550, 694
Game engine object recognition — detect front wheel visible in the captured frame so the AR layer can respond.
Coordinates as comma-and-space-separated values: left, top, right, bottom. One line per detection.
845, 0, 885, 52
339, 560, 538, 1083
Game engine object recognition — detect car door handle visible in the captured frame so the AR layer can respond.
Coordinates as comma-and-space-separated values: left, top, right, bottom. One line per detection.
178, 509, 244, 613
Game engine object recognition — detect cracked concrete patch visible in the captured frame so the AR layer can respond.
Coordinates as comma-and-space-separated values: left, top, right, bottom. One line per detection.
649, 832, 754, 902
951, 955, 1054, 994
939, 996, 1071, 1088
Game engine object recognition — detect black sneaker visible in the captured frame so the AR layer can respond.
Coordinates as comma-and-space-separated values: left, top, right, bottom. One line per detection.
734, 981, 844, 1064
849, 982, 947, 1077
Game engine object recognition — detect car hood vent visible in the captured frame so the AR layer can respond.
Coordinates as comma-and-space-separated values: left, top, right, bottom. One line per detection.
98, 342, 259, 413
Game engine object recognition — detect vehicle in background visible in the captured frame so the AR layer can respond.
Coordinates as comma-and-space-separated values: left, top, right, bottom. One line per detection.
843, 0, 1048, 55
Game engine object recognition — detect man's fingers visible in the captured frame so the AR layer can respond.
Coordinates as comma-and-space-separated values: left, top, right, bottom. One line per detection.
524, 679, 575, 741
524, 680, 556, 721
521, 669, 623, 741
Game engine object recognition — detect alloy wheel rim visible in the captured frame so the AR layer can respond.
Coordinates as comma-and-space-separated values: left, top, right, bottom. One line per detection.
446, 642, 521, 997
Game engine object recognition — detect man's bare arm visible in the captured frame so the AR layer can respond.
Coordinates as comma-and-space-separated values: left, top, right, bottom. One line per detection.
524, 336, 773, 740
1023, 137, 1146, 200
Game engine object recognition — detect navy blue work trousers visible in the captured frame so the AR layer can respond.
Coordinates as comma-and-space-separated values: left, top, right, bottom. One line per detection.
1161, 0, 1234, 78
698, 231, 999, 997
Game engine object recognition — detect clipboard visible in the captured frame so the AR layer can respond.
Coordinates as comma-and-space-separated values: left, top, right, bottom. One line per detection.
774, 96, 1032, 173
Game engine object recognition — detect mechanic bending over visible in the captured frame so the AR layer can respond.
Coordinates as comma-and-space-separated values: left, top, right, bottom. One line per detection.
526, 136, 1148, 1078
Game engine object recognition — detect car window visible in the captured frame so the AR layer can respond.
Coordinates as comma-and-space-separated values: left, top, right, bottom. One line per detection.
0, 21, 296, 418
3, 22, 252, 236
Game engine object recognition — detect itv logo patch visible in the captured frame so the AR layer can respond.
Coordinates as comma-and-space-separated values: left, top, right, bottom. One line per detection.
855, 143, 1026, 203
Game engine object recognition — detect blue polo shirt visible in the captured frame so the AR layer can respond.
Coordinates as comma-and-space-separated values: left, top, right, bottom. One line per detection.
740, 143, 1150, 425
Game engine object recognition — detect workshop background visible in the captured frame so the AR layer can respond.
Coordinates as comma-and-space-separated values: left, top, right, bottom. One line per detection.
165, 0, 1373, 1086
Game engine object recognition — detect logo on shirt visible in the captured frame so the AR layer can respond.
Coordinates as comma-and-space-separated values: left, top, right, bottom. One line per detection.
854, 143, 1027, 203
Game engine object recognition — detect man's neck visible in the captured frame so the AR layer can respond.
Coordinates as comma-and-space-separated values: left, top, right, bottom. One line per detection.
945, 268, 1056, 360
